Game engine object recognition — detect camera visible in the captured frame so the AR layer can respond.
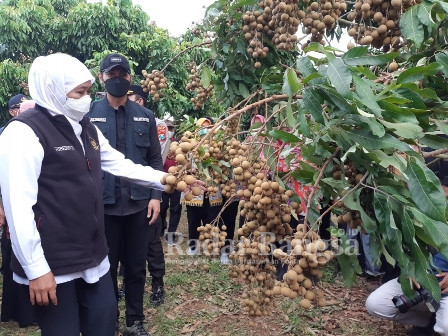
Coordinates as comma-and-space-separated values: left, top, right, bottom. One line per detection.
392, 288, 440, 313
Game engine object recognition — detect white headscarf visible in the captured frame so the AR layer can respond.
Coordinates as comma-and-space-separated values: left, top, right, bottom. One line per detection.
28, 53, 94, 117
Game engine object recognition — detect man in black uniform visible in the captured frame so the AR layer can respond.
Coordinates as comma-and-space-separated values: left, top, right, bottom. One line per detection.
127, 84, 166, 306
88, 54, 163, 336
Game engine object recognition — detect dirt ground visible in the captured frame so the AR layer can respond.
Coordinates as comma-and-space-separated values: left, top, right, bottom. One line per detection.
0, 211, 412, 336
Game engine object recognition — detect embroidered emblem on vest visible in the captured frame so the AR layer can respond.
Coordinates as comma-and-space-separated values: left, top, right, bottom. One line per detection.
133, 117, 149, 122
90, 137, 99, 151
90, 118, 106, 122
54, 146, 75, 151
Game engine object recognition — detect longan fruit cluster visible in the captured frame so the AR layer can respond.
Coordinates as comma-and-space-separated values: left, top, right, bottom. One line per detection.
161, 173, 197, 196
237, 183, 300, 243
300, 0, 347, 48
270, 224, 334, 307
332, 161, 364, 186
197, 224, 228, 257
334, 202, 364, 230
185, 63, 214, 110
268, 0, 301, 51
141, 69, 167, 102
229, 240, 278, 316
242, 8, 271, 68
346, 0, 420, 50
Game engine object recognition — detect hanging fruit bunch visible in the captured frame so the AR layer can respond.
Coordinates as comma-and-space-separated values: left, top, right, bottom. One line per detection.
198, 223, 228, 257
300, 0, 347, 48
270, 224, 334, 309
185, 62, 214, 110
140, 69, 167, 102
346, 0, 420, 51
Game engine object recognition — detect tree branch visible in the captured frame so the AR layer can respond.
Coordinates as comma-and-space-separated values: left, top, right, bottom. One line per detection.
161, 40, 212, 73
303, 147, 340, 228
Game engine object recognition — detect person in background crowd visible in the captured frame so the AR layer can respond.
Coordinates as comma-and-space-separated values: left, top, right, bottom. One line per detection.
0, 52, 168, 336
182, 117, 223, 256
88, 53, 163, 336
160, 119, 182, 245
0, 96, 36, 328
126, 83, 166, 306
7, 94, 27, 118
366, 151, 448, 336
0, 94, 28, 132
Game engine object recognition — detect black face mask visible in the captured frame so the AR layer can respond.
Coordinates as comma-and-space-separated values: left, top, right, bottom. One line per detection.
104, 77, 130, 97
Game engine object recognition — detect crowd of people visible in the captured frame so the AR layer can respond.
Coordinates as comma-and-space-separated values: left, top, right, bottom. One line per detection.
0, 51, 447, 336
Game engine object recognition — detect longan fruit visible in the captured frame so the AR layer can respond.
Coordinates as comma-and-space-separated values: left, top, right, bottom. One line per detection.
176, 181, 187, 192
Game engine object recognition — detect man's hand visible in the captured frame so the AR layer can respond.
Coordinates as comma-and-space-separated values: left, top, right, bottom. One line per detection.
29, 271, 57, 306
442, 185, 448, 198
147, 199, 161, 225
436, 272, 448, 293
0, 205, 5, 227
411, 278, 421, 290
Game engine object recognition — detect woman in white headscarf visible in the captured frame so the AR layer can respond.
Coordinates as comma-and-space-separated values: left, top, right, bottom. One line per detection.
0, 53, 169, 336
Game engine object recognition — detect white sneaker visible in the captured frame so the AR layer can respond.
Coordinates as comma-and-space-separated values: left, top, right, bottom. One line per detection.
220, 254, 230, 265
186, 247, 197, 256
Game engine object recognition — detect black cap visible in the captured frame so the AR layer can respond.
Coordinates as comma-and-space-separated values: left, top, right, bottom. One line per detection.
127, 84, 149, 101
8, 94, 27, 109
100, 53, 131, 74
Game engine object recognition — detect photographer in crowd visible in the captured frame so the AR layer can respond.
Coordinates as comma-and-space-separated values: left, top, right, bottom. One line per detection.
366, 253, 448, 335
366, 153, 448, 335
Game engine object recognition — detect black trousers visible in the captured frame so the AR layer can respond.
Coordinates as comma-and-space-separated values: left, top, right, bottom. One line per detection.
105, 209, 149, 326
1, 225, 35, 327
33, 272, 116, 336
186, 199, 221, 248
146, 216, 165, 278
160, 190, 182, 233
219, 198, 239, 251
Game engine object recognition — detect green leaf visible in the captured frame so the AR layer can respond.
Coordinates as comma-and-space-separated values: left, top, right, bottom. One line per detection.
406, 156, 446, 222
369, 150, 407, 176
238, 82, 250, 98
434, 120, 448, 136
197, 146, 205, 157
200, 66, 212, 88
291, 169, 315, 184
399, 274, 415, 299
352, 74, 382, 116
336, 231, 363, 287
410, 241, 441, 301
302, 87, 325, 124
282, 67, 302, 97
378, 120, 423, 139
417, 1, 435, 27
321, 177, 351, 190
435, 51, 448, 77
373, 192, 395, 240
327, 57, 352, 99
343, 190, 378, 233
409, 207, 448, 259
303, 72, 323, 84
397, 63, 442, 84
401, 206, 416, 245
219, 160, 231, 168
359, 115, 385, 137
286, 98, 296, 128
419, 134, 448, 150
342, 47, 399, 66
315, 86, 356, 113
296, 56, 317, 78
400, 5, 425, 48
268, 129, 301, 143
344, 129, 413, 152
